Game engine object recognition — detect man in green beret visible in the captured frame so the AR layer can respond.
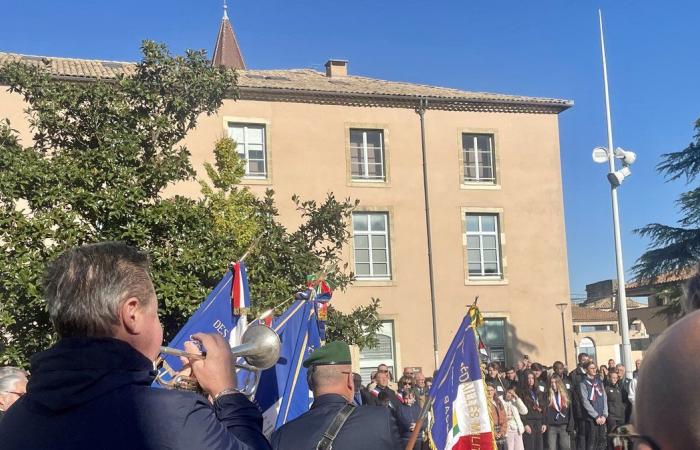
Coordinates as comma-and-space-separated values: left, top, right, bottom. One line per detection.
271, 341, 402, 450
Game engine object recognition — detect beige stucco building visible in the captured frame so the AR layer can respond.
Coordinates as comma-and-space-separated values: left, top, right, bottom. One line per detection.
0, 12, 576, 378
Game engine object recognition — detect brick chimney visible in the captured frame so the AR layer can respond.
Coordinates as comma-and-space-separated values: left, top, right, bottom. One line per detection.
325, 59, 348, 77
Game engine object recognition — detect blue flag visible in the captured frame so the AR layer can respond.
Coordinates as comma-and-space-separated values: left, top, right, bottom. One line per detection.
427, 309, 495, 450
154, 270, 240, 387
255, 296, 321, 437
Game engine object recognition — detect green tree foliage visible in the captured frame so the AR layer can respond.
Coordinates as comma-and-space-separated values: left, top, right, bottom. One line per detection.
634, 119, 700, 315
0, 42, 381, 366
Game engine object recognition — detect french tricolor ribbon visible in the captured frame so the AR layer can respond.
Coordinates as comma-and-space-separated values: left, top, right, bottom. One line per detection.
553, 391, 564, 422
586, 378, 603, 401
232, 261, 250, 314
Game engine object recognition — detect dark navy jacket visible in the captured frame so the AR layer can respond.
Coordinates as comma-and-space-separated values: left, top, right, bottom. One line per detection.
271, 393, 402, 450
0, 337, 271, 450
397, 401, 425, 447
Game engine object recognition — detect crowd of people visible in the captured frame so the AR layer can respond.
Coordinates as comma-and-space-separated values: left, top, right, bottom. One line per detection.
482, 356, 640, 450
0, 241, 699, 450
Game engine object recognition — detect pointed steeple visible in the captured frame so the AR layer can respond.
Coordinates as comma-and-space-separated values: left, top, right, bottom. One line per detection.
212, 1, 246, 70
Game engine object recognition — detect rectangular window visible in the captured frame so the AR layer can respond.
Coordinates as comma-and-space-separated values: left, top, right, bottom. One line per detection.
359, 321, 396, 384
352, 212, 391, 279
350, 129, 385, 181
479, 318, 507, 364
228, 123, 267, 178
579, 324, 613, 332
463, 133, 495, 184
465, 213, 502, 279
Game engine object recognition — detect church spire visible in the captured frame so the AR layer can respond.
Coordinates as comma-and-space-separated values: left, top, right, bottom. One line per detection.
212, 1, 246, 70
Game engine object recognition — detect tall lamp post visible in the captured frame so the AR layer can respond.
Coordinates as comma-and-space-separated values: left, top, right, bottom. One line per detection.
592, 10, 635, 379
555, 303, 569, 367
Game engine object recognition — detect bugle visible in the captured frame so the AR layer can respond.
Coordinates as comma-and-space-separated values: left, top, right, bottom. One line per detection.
155, 324, 281, 397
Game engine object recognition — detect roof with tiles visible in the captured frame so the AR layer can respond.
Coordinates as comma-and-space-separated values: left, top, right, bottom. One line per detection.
571, 305, 619, 322
0, 51, 573, 113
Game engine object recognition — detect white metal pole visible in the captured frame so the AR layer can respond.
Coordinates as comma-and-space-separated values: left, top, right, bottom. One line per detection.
599, 10, 634, 379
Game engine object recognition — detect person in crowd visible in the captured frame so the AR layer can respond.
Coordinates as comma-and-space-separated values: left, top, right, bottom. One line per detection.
0, 367, 27, 421
545, 374, 572, 450
505, 367, 519, 389
604, 371, 625, 447
397, 389, 424, 450
519, 370, 547, 450
0, 241, 270, 450
570, 352, 591, 450
413, 372, 428, 407
516, 360, 526, 377
403, 367, 415, 380
606, 359, 616, 372
352, 373, 364, 406
424, 377, 433, 391
530, 363, 548, 393
367, 371, 378, 390
272, 341, 402, 450
551, 361, 573, 394
598, 365, 608, 380
579, 361, 607, 450
500, 387, 528, 450
487, 384, 508, 450
366, 363, 403, 409
632, 359, 641, 379
398, 375, 413, 397
486, 362, 508, 397
614, 364, 632, 422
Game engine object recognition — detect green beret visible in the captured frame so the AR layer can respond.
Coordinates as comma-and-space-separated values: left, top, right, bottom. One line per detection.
303, 341, 351, 368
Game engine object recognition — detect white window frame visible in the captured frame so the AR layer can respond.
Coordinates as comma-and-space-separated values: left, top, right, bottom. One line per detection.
352, 212, 392, 280
359, 321, 397, 384
228, 122, 267, 179
350, 129, 386, 182
465, 213, 502, 279
463, 133, 496, 184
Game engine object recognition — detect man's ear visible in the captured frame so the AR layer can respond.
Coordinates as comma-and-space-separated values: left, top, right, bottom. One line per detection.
119, 297, 141, 335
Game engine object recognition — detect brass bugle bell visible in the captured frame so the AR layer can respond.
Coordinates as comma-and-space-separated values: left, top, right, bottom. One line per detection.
155, 324, 281, 397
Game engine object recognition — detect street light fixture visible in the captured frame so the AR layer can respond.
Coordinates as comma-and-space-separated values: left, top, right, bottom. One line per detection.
591, 10, 634, 379
555, 303, 569, 367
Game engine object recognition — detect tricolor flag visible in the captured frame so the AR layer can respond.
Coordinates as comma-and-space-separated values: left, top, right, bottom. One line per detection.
232, 261, 250, 313
428, 308, 495, 450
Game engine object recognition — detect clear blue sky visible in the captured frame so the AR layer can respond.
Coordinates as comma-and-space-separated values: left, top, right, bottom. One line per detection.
2, 0, 699, 297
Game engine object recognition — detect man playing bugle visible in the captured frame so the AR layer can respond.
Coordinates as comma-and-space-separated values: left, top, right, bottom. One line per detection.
0, 241, 271, 450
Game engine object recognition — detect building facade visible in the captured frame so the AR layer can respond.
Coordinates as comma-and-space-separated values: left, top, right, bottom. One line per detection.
0, 11, 575, 375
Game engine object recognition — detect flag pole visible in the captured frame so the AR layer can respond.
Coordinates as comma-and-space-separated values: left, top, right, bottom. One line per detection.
238, 233, 265, 263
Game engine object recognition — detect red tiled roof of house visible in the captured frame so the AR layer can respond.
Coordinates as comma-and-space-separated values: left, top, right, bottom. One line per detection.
571, 305, 618, 322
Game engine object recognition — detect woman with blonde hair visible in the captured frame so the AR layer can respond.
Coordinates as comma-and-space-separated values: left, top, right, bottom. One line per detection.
545, 374, 572, 450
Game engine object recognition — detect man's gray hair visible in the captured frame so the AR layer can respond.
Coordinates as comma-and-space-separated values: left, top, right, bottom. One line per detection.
0, 367, 27, 393
43, 242, 154, 337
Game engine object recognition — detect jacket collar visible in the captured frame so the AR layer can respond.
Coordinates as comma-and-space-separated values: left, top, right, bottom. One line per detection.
311, 393, 352, 409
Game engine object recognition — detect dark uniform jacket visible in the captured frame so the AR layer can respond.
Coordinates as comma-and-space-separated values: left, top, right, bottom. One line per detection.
271, 394, 402, 450
0, 337, 270, 450
605, 382, 626, 421
519, 387, 547, 422
364, 385, 403, 410
569, 366, 588, 421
